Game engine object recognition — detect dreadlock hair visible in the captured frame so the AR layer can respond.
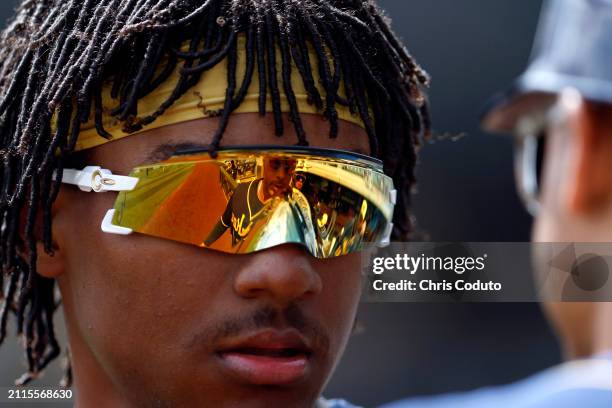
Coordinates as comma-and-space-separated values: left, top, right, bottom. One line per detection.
0, 0, 430, 385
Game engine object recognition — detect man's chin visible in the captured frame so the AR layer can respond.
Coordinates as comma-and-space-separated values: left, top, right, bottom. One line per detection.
169, 358, 328, 408
193, 383, 323, 408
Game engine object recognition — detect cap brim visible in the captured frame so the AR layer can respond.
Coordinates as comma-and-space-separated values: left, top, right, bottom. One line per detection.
481, 75, 557, 134
482, 70, 612, 133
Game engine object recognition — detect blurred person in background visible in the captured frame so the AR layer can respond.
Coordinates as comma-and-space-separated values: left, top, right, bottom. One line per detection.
383, 0, 612, 407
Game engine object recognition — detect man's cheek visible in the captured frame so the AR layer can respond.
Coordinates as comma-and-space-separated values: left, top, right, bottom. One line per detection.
76, 279, 192, 379
319, 269, 361, 348
69, 255, 180, 341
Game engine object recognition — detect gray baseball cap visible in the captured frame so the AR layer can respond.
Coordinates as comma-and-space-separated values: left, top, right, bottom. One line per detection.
482, 0, 612, 132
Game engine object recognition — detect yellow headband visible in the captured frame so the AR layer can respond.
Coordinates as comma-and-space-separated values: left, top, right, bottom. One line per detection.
72, 35, 366, 152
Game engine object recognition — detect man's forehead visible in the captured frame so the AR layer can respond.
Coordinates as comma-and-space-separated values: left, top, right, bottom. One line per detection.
85, 114, 372, 171
143, 141, 368, 166
142, 141, 209, 166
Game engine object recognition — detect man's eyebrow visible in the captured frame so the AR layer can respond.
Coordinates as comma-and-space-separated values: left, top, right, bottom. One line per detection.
141, 142, 208, 165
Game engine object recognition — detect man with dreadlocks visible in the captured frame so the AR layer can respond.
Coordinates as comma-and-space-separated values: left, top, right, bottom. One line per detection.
0, 0, 429, 406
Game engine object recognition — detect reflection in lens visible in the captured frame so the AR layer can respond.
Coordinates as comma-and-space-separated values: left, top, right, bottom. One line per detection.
112, 150, 394, 258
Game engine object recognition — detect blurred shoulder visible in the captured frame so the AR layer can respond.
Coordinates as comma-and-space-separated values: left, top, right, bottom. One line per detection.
380, 357, 612, 408
318, 397, 362, 408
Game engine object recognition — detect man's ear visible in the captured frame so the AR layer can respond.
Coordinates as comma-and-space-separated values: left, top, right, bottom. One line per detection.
14, 175, 70, 279
36, 241, 66, 279
566, 97, 612, 215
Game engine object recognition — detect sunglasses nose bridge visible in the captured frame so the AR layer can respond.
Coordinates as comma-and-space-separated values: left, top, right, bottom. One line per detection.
248, 200, 318, 255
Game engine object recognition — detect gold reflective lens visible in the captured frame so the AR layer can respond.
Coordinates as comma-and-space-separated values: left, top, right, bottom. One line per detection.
111, 147, 394, 258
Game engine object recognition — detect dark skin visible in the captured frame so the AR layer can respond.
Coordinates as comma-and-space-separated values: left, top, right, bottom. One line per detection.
36, 112, 370, 408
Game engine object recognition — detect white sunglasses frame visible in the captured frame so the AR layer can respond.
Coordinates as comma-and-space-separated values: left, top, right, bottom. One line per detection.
60, 166, 139, 234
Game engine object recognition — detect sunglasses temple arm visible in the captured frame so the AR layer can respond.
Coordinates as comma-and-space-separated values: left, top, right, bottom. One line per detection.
376, 188, 397, 248
59, 166, 139, 235
61, 166, 139, 192
375, 222, 392, 247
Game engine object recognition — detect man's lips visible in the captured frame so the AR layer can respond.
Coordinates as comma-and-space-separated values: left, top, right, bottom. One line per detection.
215, 329, 312, 385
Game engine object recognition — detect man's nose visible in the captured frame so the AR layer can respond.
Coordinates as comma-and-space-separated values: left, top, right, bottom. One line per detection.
233, 244, 323, 305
